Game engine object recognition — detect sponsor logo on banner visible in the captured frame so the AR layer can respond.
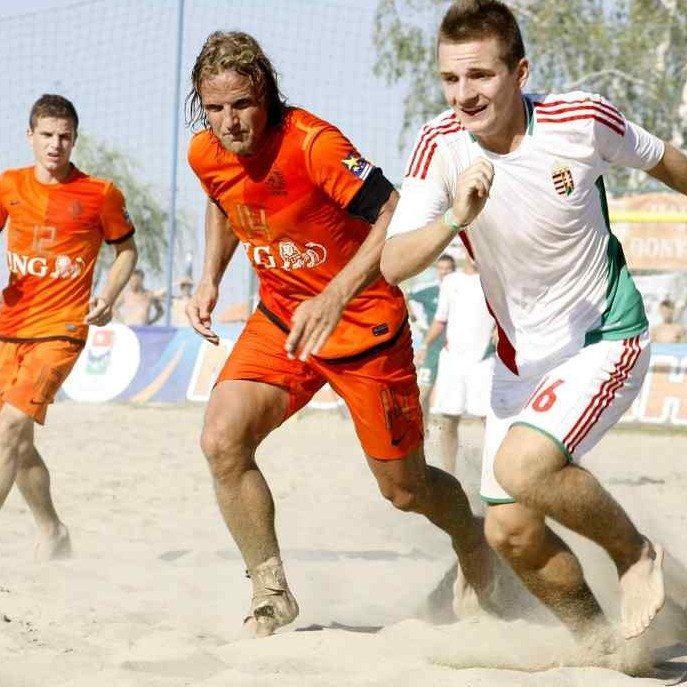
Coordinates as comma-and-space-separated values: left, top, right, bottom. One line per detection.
187, 338, 234, 402
86, 329, 115, 375
62, 322, 140, 402
342, 151, 373, 181
551, 163, 574, 197
622, 348, 687, 426
609, 192, 687, 271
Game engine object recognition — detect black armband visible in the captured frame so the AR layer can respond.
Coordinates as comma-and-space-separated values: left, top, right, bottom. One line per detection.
346, 168, 395, 224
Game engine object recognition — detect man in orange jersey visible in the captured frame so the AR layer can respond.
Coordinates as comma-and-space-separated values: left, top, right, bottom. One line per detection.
0, 94, 137, 559
186, 31, 493, 637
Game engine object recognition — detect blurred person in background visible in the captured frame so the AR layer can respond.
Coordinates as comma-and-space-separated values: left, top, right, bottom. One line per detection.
416, 258, 494, 475
408, 253, 455, 429
170, 276, 194, 327
650, 297, 686, 344
114, 267, 163, 325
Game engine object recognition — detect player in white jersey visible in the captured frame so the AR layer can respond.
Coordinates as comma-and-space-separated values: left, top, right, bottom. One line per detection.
417, 258, 494, 474
381, 0, 687, 642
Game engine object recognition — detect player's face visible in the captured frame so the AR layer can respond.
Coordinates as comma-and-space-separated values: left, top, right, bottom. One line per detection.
130, 272, 144, 289
200, 70, 269, 156
660, 304, 675, 323
438, 36, 529, 152
436, 259, 455, 281
28, 117, 76, 179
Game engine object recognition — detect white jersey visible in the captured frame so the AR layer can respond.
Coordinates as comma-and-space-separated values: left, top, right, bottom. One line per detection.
435, 270, 494, 363
387, 91, 664, 377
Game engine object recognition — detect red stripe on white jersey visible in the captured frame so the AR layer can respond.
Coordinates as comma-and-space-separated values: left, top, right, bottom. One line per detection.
536, 98, 623, 124
563, 336, 641, 454
460, 225, 519, 375
536, 113, 625, 137
406, 115, 462, 179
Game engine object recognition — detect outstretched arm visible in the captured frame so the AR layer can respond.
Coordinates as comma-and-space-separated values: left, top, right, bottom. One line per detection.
187, 199, 240, 345
647, 142, 687, 195
85, 237, 138, 326
415, 319, 446, 366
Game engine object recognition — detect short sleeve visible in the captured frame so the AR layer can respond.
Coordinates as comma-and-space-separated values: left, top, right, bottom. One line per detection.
386, 135, 451, 240
592, 95, 664, 170
305, 125, 373, 209
187, 133, 216, 200
100, 184, 135, 244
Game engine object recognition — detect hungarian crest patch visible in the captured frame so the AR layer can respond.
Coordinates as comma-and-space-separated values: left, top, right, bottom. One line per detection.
552, 163, 574, 197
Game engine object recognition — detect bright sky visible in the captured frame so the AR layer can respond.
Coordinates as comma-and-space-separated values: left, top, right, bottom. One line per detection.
0, 0, 70, 14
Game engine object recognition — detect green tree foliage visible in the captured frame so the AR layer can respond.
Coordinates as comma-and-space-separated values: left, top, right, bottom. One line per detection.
374, 0, 687, 193
73, 134, 169, 273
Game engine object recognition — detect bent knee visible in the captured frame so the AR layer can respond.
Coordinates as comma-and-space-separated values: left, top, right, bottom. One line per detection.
485, 508, 546, 560
0, 407, 32, 439
378, 482, 428, 513
200, 426, 255, 482
494, 428, 567, 499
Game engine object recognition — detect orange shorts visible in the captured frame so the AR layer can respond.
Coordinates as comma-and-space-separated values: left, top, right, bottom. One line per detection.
218, 308, 423, 460
0, 339, 83, 424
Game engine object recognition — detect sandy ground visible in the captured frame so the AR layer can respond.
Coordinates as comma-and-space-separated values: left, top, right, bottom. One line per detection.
1, 401, 687, 686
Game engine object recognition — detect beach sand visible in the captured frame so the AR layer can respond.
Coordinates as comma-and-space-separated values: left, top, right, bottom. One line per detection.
1, 401, 686, 686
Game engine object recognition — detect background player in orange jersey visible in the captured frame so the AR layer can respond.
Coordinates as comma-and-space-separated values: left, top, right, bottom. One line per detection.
0, 94, 137, 560
185, 31, 493, 637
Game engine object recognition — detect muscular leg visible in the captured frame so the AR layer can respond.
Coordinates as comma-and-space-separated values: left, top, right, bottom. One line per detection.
367, 445, 492, 614
494, 425, 664, 638
0, 403, 69, 560
439, 414, 460, 474
17, 445, 71, 560
0, 404, 28, 507
200, 379, 298, 636
485, 502, 604, 637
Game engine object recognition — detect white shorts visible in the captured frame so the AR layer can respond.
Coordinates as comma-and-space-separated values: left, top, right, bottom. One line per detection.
432, 350, 494, 417
481, 333, 650, 503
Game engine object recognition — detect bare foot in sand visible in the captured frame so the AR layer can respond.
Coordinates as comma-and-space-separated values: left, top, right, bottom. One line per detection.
452, 544, 497, 619
573, 624, 652, 676
619, 540, 665, 639
34, 523, 72, 562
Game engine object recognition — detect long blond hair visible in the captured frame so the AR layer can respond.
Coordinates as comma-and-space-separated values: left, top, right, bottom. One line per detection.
186, 31, 287, 130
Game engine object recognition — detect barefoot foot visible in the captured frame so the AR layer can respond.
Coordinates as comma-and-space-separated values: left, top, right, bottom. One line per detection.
619, 540, 665, 639
34, 523, 72, 562
452, 543, 497, 619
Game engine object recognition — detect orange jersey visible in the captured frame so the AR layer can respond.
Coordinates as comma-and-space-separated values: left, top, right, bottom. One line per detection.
0, 166, 134, 342
188, 108, 406, 359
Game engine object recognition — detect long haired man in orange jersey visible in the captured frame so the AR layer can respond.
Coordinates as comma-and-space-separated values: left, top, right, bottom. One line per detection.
186, 32, 493, 637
